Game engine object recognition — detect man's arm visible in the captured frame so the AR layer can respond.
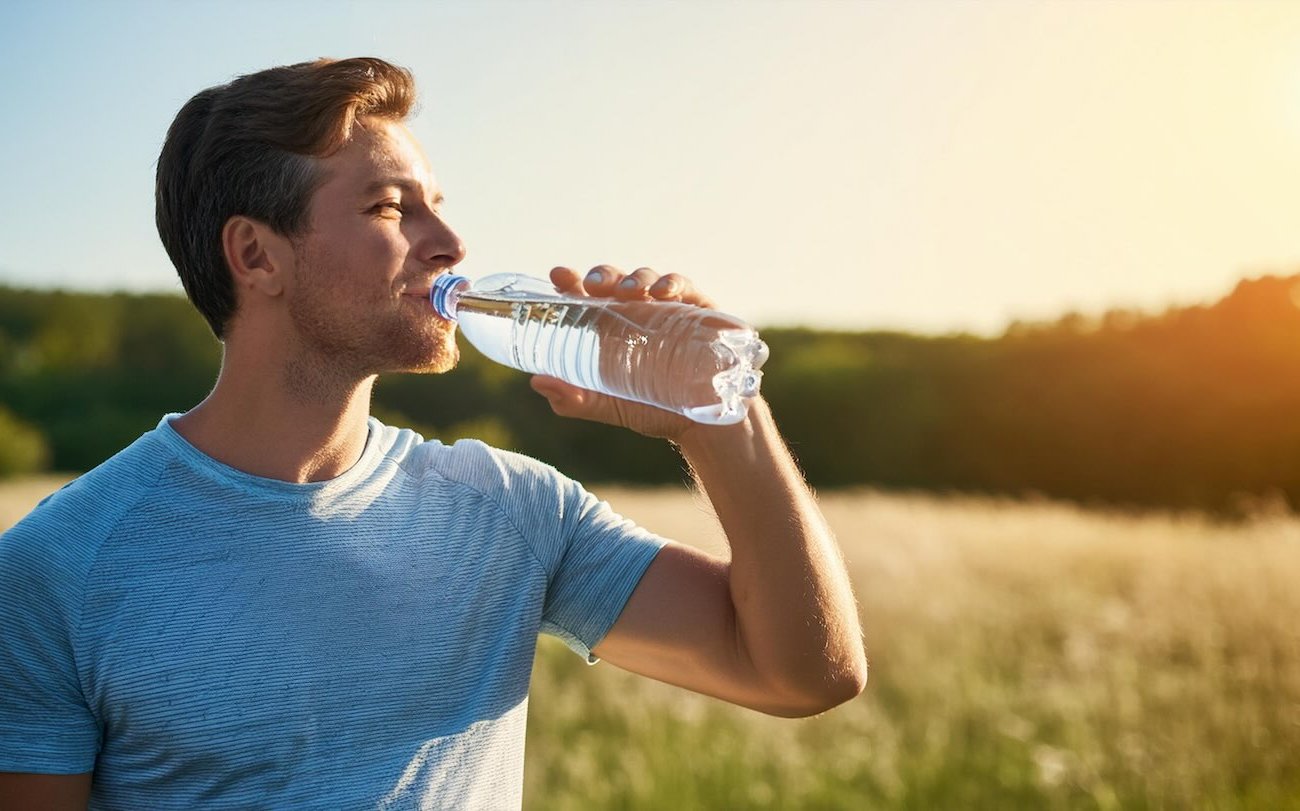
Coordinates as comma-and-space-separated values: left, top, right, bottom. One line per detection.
531, 266, 868, 717
595, 399, 867, 716
0, 772, 91, 810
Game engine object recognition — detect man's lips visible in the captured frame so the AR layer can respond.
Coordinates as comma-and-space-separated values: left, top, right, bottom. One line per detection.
402, 271, 454, 303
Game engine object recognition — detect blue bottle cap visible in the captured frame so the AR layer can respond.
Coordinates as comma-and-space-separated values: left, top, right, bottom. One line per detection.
431, 274, 471, 320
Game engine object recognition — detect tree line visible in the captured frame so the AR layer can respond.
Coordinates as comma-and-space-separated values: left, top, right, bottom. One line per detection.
2, 274, 1299, 514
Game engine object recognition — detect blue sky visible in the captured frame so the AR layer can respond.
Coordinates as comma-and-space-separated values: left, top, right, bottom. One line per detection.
3, 0, 1299, 334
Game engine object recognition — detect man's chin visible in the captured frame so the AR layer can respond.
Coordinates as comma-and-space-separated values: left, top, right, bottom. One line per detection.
372, 317, 460, 374
394, 341, 459, 375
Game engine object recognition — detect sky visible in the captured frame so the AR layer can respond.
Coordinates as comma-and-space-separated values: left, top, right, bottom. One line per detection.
2, 0, 1299, 335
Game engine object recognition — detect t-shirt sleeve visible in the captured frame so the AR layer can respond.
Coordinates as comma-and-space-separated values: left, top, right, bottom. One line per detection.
0, 517, 100, 773
536, 478, 666, 663
429, 439, 669, 663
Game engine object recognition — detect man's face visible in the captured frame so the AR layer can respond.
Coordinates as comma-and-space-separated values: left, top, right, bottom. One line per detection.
284, 117, 466, 375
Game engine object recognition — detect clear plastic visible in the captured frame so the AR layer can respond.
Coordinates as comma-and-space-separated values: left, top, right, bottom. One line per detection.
431, 273, 769, 425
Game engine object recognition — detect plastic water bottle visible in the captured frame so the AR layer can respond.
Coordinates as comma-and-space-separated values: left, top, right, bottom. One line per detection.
430, 273, 769, 425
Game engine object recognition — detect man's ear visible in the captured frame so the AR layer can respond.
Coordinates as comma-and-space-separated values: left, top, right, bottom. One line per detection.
222, 216, 292, 297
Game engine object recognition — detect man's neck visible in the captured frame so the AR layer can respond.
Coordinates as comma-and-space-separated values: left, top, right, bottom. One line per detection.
172, 339, 378, 484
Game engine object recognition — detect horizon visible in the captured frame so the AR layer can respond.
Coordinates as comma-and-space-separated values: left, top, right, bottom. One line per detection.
2, 266, 1292, 339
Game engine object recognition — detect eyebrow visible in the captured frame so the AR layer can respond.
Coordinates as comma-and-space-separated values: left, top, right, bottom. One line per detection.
363, 177, 444, 206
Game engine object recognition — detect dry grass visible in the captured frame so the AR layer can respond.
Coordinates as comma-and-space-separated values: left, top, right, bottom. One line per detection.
0, 474, 72, 529
4, 478, 1298, 808
526, 486, 1300, 809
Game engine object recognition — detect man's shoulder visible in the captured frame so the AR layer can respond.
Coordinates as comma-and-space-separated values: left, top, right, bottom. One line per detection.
1, 427, 172, 564
389, 429, 568, 496
378, 423, 581, 526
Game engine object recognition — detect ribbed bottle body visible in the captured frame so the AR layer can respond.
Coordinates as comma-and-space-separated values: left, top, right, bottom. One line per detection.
444, 276, 767, 425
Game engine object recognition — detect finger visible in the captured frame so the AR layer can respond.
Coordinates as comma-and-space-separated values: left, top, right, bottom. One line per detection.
614, 267, 659, 300
649, 273, 715, 308
648, 273, 686, 301
550, 266, 585, 295
529, 375, 568, 411
582, 264, 625, 297
550, 266, 583, 293
530, 375, 593, 419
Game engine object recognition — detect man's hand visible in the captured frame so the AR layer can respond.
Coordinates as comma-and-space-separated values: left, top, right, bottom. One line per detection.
528, 265, 720, 441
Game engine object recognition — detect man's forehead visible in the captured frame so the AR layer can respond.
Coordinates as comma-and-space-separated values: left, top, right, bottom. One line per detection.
329, 119, 438, 193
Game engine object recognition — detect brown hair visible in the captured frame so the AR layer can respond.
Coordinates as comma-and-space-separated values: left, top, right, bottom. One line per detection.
155, 57, 416, 338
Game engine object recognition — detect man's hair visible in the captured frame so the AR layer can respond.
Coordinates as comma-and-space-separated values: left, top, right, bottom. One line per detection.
155, 57, 415, 338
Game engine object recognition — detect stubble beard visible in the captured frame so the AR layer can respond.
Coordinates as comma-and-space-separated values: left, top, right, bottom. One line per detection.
286, 242, 461, 383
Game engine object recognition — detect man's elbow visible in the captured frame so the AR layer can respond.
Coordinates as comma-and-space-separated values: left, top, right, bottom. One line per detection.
836, 656, 870, 706
809, 659, 869, 715
768, 656, 869, 718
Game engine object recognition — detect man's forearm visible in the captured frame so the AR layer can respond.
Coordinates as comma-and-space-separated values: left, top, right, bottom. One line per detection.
674, 398, 868, 711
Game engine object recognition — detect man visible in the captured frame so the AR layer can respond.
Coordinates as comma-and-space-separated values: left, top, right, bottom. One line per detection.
0, 58, 866, 809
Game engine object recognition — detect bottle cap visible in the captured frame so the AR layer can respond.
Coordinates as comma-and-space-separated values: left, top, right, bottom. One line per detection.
431, 274, 471, 320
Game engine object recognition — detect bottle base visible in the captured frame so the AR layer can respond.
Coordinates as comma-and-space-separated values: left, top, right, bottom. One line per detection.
682, 402, 751, 426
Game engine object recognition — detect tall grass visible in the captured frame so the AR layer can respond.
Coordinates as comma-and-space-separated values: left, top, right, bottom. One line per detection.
526, 487, 1300, 809
3, 480, 1297, 807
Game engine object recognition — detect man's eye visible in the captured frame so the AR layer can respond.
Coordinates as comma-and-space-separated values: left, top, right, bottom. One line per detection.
374, 202, 403, 216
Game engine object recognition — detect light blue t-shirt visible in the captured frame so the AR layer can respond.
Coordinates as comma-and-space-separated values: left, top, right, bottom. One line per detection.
0, 415, 666, 809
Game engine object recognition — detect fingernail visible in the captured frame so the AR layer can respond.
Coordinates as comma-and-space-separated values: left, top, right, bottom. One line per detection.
619, 278, 639, 289
585, 270, 604, 283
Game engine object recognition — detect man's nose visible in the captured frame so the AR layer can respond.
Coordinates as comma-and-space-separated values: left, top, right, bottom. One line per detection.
420, 214, 467, 268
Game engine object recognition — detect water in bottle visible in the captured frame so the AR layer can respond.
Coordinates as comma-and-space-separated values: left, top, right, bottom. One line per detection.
430, 273, 769, 425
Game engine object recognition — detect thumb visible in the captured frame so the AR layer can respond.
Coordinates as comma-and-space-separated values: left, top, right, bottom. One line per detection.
529, 375, 590, 417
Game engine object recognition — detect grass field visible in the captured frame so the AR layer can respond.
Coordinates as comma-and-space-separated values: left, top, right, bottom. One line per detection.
4, 479, 1298, 808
